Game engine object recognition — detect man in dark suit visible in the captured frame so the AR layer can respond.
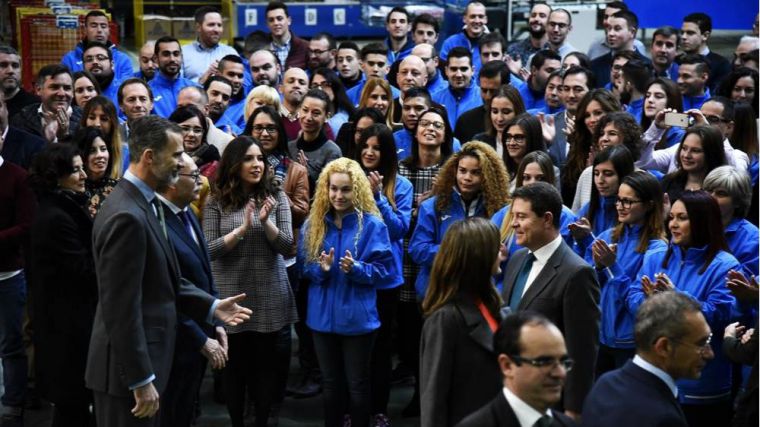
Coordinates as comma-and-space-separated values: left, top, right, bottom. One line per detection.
547, 67, 595, 171
680, 13, 732, 91
589, 10, 651, 88
0, 93, 45, 170
501, 182, 600, 421
85, 116, 250, 427
157, 153, 226, 427
456, 312, 577, 427
582, 292, 713, 427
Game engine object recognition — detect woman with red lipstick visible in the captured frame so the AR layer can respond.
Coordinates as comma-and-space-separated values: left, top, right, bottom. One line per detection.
661, 125, 727, 203
627, 191, 739, 426
74, 126, 119, 217
203, 136, 297, 427
355, 124, 413, 425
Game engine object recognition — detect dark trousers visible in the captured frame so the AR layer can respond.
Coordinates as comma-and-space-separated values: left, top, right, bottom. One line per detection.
52, 401, 94, 427
93, 390, 159, 427
682, 400, 733, 427
396, 300, 423, 401
273, 325, 292, 405
160, 348, 207, 427
295, 278, 320, 375
224, 330, 279, 427
595, 344, 635, 377
312, 330, 376, 427
370, 287, 399, 415
0, 272, 28, 409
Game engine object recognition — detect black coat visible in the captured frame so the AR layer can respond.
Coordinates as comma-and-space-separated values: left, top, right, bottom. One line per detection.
29, 190, 96, 406
9, 102, 82, 140
456, 392, 577, 427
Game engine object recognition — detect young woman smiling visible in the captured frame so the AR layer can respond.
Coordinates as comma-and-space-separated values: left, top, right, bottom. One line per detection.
74, 126, 119, 217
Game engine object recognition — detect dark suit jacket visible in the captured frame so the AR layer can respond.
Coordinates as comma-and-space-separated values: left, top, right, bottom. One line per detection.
454, 105, 487, 145
0, 126, 46, 169
548, 111, 569, 170
283, 32, 309, 70
703, 51, 732, 92
456, 392, 577, 427
162, 204, 219, 354
420, 296, 502, 427
85, 179, 216, 397
9, 102, 82, 140
502, 241, 600, 413
582, 360, 688, 427
590, 50, 651, 88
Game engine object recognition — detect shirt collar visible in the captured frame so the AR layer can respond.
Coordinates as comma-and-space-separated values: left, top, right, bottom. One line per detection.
272, 31, 292, 47
699, 46, 710, 56
37, 104, 73, 116
531, 234, 563, 264
123, 169, 156, 203
0, 154, 4, 168
502, 387, 552, 427
194, 39, 218, 51
156, 194, 184, 214
633, 355, 678, 398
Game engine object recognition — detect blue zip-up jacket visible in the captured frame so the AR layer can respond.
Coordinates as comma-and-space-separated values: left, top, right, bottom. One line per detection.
298, 211, 396, 335
527, 104, 564, 116
583, 225, 667, 348
346, 78, 401, 106
624, 98, 644, 122
148, 72, 198, 118
490, 203, 576, 290
627, 245, 740, 404
427, 70, 449, 94
409, 191, 487, 298
682, 87, 711, 112
100, 78, 121, 109
374, 176, 413, 289
392, 129, 462, 161
61, 41, 134, 81
725, 218, 759, 276
515, 79, 545, 111
385, 37, 414, 65
432, 81, 483, 131
217, 97, 246, 133
440, 32, 482, 74
663, 126, 686, 148
575, 196, 617, 255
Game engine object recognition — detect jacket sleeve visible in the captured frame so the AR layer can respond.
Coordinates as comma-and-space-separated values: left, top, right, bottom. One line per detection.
375, 178, 412, 242
636, 123, 672, 172
420, 307, 458, 427
346, 218, 395, 286
268, 190, 294, 255
723, 325, 758, 366
177, 312, 210, 351
408, 199, 440, 267
114, 50, 135, 79
203, 197, 227, 261
562, 264, 601, 413
34, 210, 95, 296
677, 259, 739, 327
298, 221, 329, 285
285, 163, 310, 228
0, 172, 34, 247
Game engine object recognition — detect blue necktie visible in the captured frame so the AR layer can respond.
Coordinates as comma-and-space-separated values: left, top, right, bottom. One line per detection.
178, 210, 197, 245
509, 253, 536, 311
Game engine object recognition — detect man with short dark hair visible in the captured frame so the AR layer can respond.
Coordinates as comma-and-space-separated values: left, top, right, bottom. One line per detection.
507, 3, 552, 68
441, 2, 489, 73
181, 6, 238, 84
680, 12, 732, 91
516, 49, 562, 110
395, 87, 432, 159
411, 43, 448, 94
149, 36, 199, 118
385, 7, 414, 65
411, 13, 440, 46
455, 312, 577, 427
83, 41, 121, 105
620, 59, 653, 120
61, 10, 133, 80
587, 2, 648, 60
203, 75, 235, 131
265, 1, 309, 70
336, 42, 363, 90
501, 182, 600, 421
346, 43, 400, 105
10, 65, 81, 142
583, 292, 710, 427
527, 69, 564, 116
0, 46, 39, 119
678, 54, 711, 110
432, 47, 481, 129
548, 66, 595, 169
216, 55, 247, 131
134, 41, 157, 82
248, 49, 282, 88
650, 26, 680, 80
0, 93, 45, 170
308, 32, 337, 73
590, 10, 651, 88
546, 9, 576, 59
455, 60, 508, 144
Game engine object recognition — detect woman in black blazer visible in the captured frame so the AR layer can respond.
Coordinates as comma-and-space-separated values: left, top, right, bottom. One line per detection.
419, 217, 504, 427
28, 144, 97, 427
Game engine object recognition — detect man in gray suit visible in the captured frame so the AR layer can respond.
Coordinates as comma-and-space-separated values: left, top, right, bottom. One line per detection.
501, 182, 600, 422
85, 115, 250, 426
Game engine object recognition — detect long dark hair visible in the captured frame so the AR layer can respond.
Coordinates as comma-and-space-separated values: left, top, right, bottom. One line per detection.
587, 145, 634, 227
594, 111, 642, 159
485, 85, 526, 136
72, 70, 101, 106
730, 101, 758, 158
502, 113, 545, 179
515, 150, 556, 188
74, 126, 112, 178
357, 124, 399, 208
640, 78, 683, 149
80, 95, 124, 179
663, 190, 729, 274
611, 171, 667, 253
718, 67, 758, 117
335, 107, 385, 159
29, 143, 81, 194
402, 105, 454, 170
665, 125, 726, 189
212, 135, 279, 211
311, 67, 356, 118
243, 105, 290, 158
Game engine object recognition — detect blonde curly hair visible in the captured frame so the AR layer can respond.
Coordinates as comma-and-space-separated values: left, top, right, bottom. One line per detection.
304, 158, 382, 261
432, 141, 511, 217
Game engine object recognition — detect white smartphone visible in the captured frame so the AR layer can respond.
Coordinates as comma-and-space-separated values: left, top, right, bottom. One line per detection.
663, 112, 690, 128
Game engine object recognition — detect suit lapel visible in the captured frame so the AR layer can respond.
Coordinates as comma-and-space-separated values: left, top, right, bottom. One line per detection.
493, 393, 521, 426
164, 207, 206, 263
502, 250, 527, 302
518, 244, 566, 309
457, 300, 494, 353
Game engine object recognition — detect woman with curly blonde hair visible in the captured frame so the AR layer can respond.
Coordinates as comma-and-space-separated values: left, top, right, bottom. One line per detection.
297, 157, 398, 427
408, 141, 510, 298
357, 78, 398, 129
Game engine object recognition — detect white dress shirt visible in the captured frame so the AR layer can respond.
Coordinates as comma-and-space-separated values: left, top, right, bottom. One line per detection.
503, 386, 553, 427
522, 234, 563, 296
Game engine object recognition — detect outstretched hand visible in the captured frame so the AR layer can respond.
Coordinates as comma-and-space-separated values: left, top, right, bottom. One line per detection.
214, 294, 252, 326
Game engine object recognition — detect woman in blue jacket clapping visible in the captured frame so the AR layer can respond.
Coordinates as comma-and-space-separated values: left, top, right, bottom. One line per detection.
354, 123, 413, 424
627, 191, 740, 425
585, 171, 668, 374
409, 141, 510, 299
298, 158, 397, 427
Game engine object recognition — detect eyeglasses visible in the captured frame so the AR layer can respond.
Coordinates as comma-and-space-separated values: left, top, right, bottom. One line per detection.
180, 126, 204, 135
418, 56, 433, 63
419, 119, 444, 130
504, 134, 526, 143
178, 171, 201, 183
84, 54, 109, 63
672, 333, 713, 357
615, 197, 643, 209
510, 355, 575, 371
704, 114, 729, 124
252, 125, 278, 134
310, 81, 332, 90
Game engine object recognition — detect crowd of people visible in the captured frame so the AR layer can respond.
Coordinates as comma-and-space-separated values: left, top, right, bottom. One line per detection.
0, 1, 758, 427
